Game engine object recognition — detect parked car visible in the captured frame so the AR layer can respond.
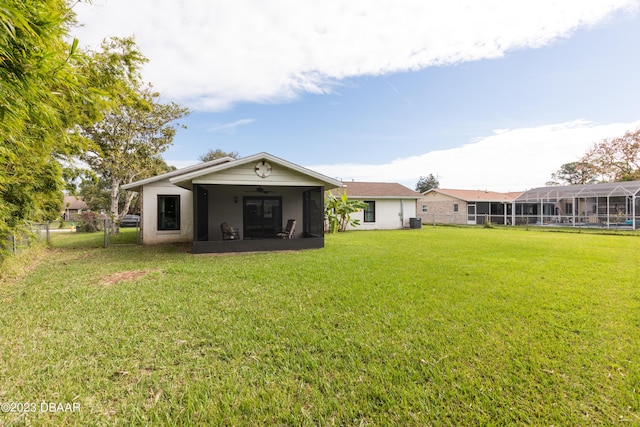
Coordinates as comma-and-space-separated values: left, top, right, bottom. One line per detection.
120, 214, 140, 227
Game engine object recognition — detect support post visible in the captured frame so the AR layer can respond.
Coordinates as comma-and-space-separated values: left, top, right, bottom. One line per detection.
633, 193, 637, 230
103, 219, 109, 248
540, 200, 543, 225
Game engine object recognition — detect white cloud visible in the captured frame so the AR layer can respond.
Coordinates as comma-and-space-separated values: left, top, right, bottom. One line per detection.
71, 0, 638, 111
307, 120, 640, 192
206, 119, 255, 135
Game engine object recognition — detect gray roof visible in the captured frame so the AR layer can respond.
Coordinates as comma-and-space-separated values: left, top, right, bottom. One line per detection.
329, 181, 422, 199
122, 157, 233, 192
516, 181, 640, 202
427, 188, 523, 202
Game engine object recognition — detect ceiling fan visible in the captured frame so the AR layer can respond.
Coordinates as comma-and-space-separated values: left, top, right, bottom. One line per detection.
246, 186, 276, 194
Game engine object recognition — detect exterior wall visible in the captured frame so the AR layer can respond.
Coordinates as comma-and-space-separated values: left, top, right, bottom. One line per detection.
417, 193, 467, 225
347, 198, 417, 230
193, 163, 323, 187
141, 179, 193, 244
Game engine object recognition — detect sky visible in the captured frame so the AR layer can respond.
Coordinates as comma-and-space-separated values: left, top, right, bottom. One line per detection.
71, 0, 640, 192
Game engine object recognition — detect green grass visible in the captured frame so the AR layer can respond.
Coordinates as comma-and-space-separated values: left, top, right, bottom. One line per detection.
1, 228, 639, 425
50, 228, 140, 249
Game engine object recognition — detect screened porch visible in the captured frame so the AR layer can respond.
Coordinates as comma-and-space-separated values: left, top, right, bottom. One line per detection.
191, 184, 326, 253
514, 181, 640, 229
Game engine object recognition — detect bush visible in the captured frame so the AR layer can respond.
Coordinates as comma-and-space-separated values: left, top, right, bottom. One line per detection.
76, 212, 104, 233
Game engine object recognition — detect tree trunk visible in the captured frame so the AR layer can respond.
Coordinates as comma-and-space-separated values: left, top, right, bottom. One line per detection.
120, 191, 136, 224
110, 178, 121, 234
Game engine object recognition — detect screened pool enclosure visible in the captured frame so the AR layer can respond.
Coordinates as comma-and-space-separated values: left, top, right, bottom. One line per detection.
514, 181, 640, 229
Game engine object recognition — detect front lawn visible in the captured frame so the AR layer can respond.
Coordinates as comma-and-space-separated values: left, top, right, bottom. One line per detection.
1, 228, 638, 425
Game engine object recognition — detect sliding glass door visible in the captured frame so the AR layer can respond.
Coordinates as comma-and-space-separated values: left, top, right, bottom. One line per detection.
243, 197, 282, 238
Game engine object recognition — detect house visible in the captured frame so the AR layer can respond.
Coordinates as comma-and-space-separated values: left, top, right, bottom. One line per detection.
418, 189, 523, 225
121, 152, 342, 253
330, 181, 422, 230
419, 182, 640, 229
62, 195, 89, 221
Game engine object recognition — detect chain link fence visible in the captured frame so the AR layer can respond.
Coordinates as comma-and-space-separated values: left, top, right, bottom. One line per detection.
1, 215, 140, 259
75, 216, 136, 247
1, 222, 51, 258
418, 213, 639, 229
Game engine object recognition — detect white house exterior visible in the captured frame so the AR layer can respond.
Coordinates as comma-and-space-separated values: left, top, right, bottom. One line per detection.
330, 182, 422, 230
122, 153, 342, 253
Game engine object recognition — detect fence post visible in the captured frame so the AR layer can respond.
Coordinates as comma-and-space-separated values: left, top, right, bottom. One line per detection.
103, 219, 109, 248
46, 221, 50, 245
12, 235, 16, 255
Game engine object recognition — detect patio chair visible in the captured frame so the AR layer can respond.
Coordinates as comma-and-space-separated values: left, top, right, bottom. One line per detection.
276, 219, 296, 239
220, 222, 240, 240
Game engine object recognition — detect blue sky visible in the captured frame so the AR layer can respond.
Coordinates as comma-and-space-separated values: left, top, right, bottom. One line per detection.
71, 1, 640, 191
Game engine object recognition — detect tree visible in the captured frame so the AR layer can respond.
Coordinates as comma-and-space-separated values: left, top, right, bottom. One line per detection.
415, 174, 440, 193
199, 149, 240, 162
550, 162, 598, 185
80, 38, 189, 233
0, 0, 91, 245
324, 190, 367, 233
581, 128, 640, 182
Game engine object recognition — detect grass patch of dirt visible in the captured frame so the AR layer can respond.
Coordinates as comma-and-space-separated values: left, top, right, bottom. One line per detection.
99, 269, 161, 286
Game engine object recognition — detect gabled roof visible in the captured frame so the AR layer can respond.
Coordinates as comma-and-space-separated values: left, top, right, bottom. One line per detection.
122, 156, 233, 192
122, 152, 343, 192
329, 181, 422, 199
424, 188, 523, 202
63, 195, 89, 210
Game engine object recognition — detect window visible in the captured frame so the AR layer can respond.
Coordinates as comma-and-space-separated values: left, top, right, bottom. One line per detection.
364, 201, 375, 222
158, 195, 180, 230
453, 203, 459, 213
422, 204, 428, 213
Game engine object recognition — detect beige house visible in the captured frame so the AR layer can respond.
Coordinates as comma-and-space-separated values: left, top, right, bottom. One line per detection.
62, 195, 89, 221
418, 189, 522, 225
122, 153, 342, 254
330, 181, 422, 230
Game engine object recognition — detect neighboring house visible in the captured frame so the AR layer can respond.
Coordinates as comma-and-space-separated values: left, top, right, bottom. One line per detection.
419, 182, 640, 229
330, 181, 422, 230
121, 152, 342, 254
419, 189, 523, 225
62, 195, 89, 221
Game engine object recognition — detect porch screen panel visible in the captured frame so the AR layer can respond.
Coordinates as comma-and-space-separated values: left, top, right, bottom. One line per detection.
194, 185, 208, 241
303, 187, 323, 237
